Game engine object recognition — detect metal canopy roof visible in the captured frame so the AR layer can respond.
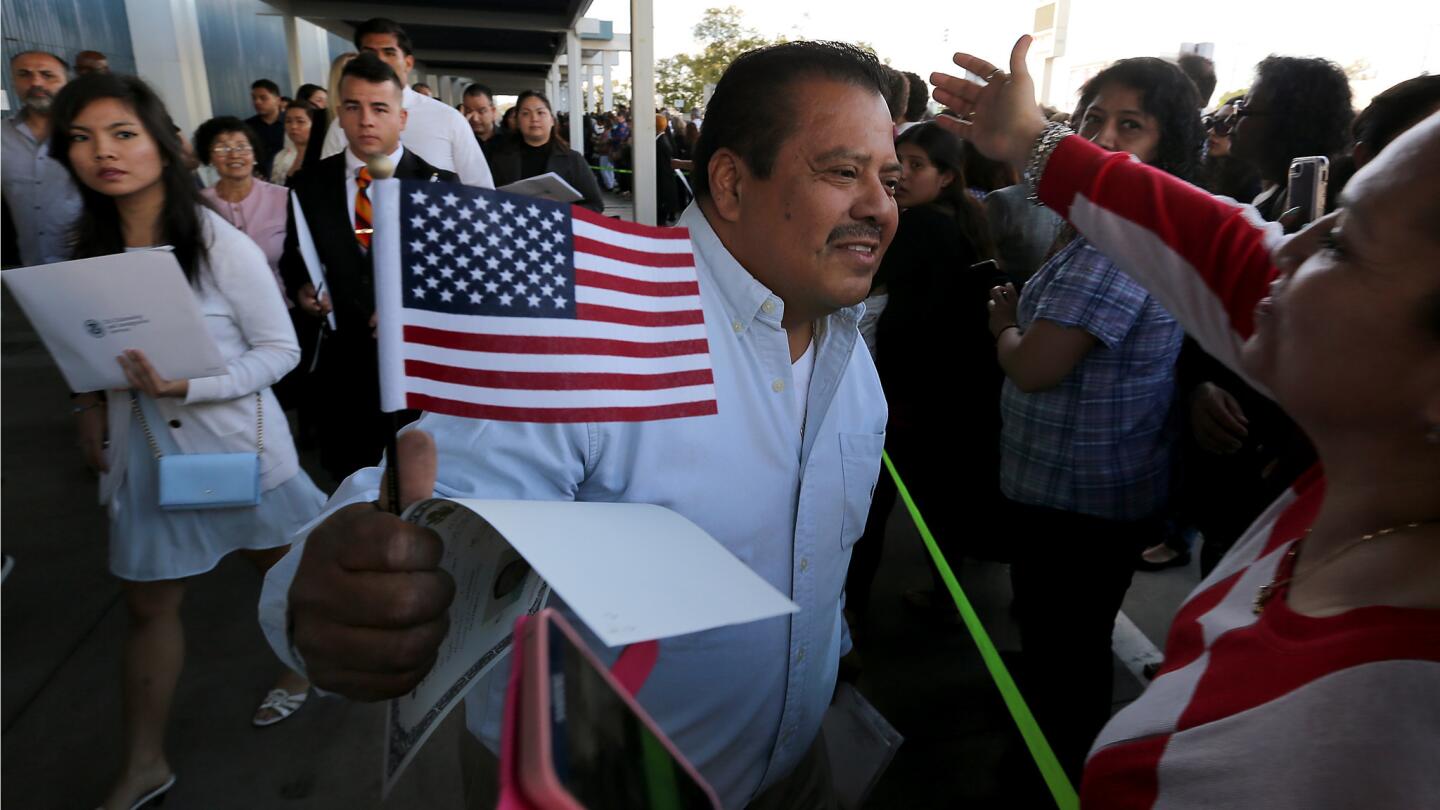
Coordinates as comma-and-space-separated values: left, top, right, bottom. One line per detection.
277, 0, 595, 92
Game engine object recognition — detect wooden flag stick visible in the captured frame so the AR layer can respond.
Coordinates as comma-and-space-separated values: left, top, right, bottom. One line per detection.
367, 152, 402, 515
385, 412, 402, 515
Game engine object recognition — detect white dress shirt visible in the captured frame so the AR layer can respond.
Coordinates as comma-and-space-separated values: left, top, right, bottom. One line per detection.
322, 86, 494, 189
259, 203, 887, 807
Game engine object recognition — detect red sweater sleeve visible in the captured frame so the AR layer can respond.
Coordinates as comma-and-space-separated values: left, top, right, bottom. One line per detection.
1036, 135, 1284, 385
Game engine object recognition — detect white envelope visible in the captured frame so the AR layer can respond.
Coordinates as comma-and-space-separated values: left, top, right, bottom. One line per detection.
290, 190, 336, 331
3, 251, 227, 392
497, 171, 583, 203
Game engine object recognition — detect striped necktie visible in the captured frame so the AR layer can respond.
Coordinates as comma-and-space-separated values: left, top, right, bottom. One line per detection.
355, 166, 373, 250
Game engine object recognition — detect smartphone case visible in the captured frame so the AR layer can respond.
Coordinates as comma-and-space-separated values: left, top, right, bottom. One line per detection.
501, 609, 719, 810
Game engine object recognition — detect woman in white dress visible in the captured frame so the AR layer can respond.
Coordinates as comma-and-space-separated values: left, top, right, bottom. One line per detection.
51, 73, 326, 810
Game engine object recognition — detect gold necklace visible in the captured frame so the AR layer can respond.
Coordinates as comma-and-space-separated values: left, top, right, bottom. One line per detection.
1253, 520, 1436, 615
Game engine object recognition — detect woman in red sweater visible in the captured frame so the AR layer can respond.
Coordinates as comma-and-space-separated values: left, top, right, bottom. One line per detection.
932, 36, 1440, 809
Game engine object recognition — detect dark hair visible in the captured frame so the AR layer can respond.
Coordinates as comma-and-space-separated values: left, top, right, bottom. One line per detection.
464, 83, 495, 102
1077, 57, 1203, 182
1353, 74, 1440, 155
881, 66, 909, 120
353, 17, 413, 57
903, 71, 929, 122
48, 74, 209, 284
1250, 55, 1353, 181
251, 78, 280, 97
341, 52, 404, 95
411, 82, 431, 93
692, 41, 889, 199
10, 50, 69, 72
1177, 53, 1217, 105
295, 83, 325, 104
513, 90, 568, 151
284, 98, 312, 114
895, 123, 994, 259
192, 116, 265, 168
961, 141, 1017, 192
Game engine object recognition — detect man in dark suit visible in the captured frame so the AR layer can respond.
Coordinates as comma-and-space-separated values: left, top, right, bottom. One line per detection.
280, 53, 457, 481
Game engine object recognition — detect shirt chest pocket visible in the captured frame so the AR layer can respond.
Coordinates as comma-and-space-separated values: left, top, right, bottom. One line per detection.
838, 431, 886, 550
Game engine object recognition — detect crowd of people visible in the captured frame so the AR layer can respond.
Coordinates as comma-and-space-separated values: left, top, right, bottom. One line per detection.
2, 13, 1438, 810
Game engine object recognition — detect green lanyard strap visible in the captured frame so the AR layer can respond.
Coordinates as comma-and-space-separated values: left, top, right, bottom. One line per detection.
881, 451, 1079, 810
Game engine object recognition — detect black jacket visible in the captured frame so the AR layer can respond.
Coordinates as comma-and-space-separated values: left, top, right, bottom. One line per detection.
280, 149, 457, 335
488, 141, 605, 213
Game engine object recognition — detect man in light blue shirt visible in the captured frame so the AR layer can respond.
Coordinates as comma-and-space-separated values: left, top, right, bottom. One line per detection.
260, 41, 901, 808
2, 51, 82, 266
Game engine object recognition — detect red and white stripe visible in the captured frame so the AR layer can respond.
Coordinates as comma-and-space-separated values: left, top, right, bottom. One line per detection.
373, 183, 717, 422
1033, 136, 1440, 809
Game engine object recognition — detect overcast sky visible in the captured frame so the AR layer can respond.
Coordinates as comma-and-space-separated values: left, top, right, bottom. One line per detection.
585, 0, 1439, 108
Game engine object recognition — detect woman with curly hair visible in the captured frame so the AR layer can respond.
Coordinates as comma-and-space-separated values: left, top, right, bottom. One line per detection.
982, 56, 1200, 781
1177, 57, 1353, 581
1231, 55, 1353, 222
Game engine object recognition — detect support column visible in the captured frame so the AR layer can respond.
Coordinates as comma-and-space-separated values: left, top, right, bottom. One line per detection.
631, 0, 657, 224
567, 31, 584, 153
284, 13, 304, 94
123, 0, 212, 136
602, 59, 613, 111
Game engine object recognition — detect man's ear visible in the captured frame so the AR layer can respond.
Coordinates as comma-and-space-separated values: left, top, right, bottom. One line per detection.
398, 107, 408, 133
707, 148, 745, 223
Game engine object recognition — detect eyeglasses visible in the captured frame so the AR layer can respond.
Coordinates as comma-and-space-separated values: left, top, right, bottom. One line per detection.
210, 145, 254, 155
1231, 99, 1269, 120
1202, 115, 1233, 136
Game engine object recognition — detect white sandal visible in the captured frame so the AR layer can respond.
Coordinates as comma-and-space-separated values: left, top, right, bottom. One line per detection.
252, 687, 308, 727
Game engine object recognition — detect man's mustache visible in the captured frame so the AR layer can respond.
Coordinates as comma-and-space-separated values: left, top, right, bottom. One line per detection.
826, 223, 883, 244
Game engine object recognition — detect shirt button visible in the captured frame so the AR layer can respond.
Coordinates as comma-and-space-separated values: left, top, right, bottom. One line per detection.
168, 419, 182, 428
796, 647, 806, 663
761, 300, 776, 314
731, 320, 743, 333
772, 379, 785, 393
799, 558, 809, 572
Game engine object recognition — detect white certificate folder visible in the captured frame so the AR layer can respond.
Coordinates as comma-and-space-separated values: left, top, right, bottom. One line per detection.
3, 251, 227, 392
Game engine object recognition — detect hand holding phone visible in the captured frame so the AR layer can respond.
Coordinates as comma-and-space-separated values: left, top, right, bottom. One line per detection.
1285, 156, 1329, 231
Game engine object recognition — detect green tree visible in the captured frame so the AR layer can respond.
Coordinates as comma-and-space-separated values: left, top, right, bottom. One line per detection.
655, 6, 783, 111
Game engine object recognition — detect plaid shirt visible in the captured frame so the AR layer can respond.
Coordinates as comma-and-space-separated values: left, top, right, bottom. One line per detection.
999, 237, 1183, 521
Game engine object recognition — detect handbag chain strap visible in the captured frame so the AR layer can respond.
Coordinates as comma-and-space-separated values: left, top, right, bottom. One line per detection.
130, 392, 264, 460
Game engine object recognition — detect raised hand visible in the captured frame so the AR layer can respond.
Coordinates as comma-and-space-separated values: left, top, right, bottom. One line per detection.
929, 35, 1050, 169
288, 430, 455, 700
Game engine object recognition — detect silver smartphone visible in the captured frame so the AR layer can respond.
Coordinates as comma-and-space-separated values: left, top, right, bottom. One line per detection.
1286, 156, 1329, 227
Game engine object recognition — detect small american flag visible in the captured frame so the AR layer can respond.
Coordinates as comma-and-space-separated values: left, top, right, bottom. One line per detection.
371, 179, 717, 422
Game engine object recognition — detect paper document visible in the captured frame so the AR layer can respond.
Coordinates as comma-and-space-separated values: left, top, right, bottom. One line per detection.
384, 499, 549, 797
497, 171, 583, 203
383, 498, 797, 795
461, 499, 798, 646
2, 251, 227, 392
289, 191, 336, 330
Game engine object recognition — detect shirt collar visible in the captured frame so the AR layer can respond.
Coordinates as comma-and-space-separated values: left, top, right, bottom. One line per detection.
677, 203, 865, 335
9, 116, 39, 145
346, 143, 405, 178
402, 86, 421, 110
